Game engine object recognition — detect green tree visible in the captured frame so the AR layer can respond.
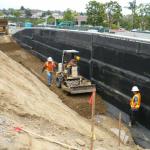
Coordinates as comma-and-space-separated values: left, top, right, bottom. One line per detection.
145, 4, 150, 30
86, 0, 105, 26
137, 3, 150, 30
13, 10, 21, 22
0, 12, 4, 16
47, 16, 55, 24
120, 15, 132, 30
127, 0, 137, 29
20, 6, 25, 10
8, 8, 15, 15
2, 8, 9, 16
63, 9, 76, 21
105, 1, 122, 29
13, 10, 21, 18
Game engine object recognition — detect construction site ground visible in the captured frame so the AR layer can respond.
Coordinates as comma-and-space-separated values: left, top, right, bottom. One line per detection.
0, 35, 147, 150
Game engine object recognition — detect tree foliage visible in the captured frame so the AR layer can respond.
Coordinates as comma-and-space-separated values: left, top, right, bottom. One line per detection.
86, 0, 150, 30
86, 0, 105, 26
136, 3, 150, 30
47, 16, 55, 24
105, 1, 122, 28
20, 6, 25, 10
13, 10, 21, 18
2, 8, 9, 16
1, 1, 150, 30
128, 0, 137, 15
127, 0, 137, 28
63, 9, 76, 21
0, 12, 4, 16
12, 10, 21, 23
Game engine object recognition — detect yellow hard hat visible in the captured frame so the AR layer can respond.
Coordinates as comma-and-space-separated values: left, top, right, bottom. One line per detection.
75, 56, 80, 61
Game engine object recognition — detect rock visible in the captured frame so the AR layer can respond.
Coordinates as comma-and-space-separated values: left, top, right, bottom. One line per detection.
75, 138, 85, 146
110, 128, 129, 144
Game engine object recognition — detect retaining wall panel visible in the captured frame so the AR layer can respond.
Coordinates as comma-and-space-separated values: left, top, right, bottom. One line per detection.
93, 45, 150, 76
93, 35, 139, 52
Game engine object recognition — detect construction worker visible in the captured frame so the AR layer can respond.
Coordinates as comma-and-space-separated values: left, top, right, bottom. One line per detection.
42, 57, 56, 86
129, 86, 141, 126
66, 55, 80, 75
67, 56, 80, 67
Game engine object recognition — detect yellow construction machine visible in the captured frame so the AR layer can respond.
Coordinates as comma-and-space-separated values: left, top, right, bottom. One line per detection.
0, 19, 8, 35
55, 50, 95, 94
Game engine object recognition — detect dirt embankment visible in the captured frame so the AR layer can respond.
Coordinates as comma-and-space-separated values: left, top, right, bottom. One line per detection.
0, 35, 143, 150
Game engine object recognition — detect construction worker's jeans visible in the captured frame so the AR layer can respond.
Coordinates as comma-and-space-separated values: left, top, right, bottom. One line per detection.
130, 109, 139, 125
47, 72, 52, 86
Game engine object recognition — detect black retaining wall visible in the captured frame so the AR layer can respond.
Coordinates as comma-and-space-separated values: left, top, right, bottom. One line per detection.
13, 28, 150, 129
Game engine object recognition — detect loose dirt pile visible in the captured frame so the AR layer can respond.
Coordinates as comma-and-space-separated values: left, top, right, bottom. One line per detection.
0, 35, 143, 150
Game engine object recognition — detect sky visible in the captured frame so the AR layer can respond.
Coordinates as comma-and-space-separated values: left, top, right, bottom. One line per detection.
0, 0, 149, 14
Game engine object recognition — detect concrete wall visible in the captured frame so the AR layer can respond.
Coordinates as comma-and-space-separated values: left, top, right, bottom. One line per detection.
13, 28, 150, 129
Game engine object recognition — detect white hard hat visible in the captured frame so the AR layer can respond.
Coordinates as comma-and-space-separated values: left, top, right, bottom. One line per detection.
131, 86, 139, 92
47, 57, 52, 62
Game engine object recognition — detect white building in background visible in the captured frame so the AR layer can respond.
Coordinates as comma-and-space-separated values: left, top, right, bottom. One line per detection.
75, 15, 87, 26
31, 10, 43, 18
52, 13, 63, 19
52, 13, 63, 25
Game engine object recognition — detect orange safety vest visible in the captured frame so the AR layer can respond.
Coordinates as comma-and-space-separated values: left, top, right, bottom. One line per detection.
130, 92, 141, 109
44, 61, 56, 72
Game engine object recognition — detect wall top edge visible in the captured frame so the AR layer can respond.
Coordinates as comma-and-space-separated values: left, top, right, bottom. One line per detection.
24, 27, 150, 44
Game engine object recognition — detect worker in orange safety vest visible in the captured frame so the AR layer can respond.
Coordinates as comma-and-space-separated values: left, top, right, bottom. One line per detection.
129, 86, 141, 126
42, 57, 56, 86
